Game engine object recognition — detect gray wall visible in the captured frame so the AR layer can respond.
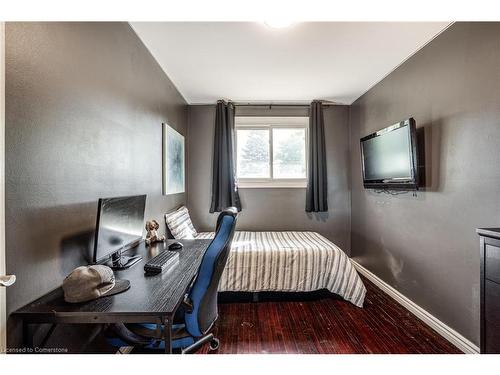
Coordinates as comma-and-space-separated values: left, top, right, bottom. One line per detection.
5, 22, 188, 319
6, 20, 494, 349
187, 105, 351, 253
350, 22, 500, 345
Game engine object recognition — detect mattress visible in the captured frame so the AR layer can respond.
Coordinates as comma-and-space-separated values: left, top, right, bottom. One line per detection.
195, 231, 366, 307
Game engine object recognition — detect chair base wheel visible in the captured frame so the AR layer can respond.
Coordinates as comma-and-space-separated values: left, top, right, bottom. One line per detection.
209, 338, 220, 351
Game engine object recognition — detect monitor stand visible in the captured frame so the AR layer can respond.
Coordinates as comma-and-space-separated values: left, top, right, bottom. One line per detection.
107, 251, 142, 270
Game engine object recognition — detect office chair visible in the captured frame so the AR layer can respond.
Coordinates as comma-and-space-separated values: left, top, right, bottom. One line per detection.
106, 207, 238, 353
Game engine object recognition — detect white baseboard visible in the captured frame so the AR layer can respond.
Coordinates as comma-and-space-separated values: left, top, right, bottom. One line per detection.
351, 260, 479, 354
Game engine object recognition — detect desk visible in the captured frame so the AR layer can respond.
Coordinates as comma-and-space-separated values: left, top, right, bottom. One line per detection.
12, 239, 212, 354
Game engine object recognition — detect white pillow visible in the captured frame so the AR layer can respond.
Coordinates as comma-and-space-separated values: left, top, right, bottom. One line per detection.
165, 206, 198, 239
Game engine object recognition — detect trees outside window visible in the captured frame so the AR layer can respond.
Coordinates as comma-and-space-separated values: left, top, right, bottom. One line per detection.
235, 117, 308, 187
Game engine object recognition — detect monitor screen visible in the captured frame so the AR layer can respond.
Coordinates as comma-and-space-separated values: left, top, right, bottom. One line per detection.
362, 125, 412, 181
360, 118, 419, 190
93, 195, 146, 262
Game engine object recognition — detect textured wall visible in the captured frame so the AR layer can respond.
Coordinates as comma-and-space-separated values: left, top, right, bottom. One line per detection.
187, 105, 352, 253
350, 22, 500, 344
5, 22, 188, 318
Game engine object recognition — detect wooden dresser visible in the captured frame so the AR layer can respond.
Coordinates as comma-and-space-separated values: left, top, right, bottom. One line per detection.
478, 228, 500, 353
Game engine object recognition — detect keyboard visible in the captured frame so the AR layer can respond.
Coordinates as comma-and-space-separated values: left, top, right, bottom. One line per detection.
144, 250, 179, 275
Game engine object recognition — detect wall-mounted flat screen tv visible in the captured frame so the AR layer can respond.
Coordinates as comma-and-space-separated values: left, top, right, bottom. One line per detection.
360, 118, 418, 190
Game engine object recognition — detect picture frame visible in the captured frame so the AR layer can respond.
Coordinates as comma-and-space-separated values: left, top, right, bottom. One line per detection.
162, 123, 185, 195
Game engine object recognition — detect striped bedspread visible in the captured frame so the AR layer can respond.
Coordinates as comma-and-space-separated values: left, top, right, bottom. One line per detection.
195, 231, 366, 307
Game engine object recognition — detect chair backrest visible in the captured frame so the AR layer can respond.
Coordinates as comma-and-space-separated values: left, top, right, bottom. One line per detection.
184, 207, 238, 337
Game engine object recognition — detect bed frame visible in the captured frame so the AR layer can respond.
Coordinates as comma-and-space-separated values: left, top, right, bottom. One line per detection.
218, 289, 342, 303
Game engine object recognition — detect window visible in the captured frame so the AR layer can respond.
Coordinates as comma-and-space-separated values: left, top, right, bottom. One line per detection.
235, 117, 308, 188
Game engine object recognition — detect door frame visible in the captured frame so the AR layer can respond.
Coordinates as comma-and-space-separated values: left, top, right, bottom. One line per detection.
0, 21, 6, 352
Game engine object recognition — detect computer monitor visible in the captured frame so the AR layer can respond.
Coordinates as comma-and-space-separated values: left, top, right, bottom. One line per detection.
93, 194, 147, 269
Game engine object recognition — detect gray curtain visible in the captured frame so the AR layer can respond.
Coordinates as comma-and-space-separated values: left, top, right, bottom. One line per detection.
210, 100, 242, 213
306, 101, 328, 212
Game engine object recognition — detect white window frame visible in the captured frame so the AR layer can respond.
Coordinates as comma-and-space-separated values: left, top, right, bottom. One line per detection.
235, 116, 309, 188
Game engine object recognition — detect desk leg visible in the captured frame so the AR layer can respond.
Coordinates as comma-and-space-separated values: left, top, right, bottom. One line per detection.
23, 322, 35, 351
163, 316, 172, 354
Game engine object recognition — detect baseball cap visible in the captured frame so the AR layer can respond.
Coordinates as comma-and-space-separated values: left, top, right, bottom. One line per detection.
63, 265, 130, 303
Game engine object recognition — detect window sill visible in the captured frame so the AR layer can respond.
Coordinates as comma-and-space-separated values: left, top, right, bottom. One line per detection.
237, 181, 307, 189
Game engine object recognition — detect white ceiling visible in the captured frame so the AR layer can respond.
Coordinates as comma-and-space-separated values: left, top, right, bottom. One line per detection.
131, 22, 450, 105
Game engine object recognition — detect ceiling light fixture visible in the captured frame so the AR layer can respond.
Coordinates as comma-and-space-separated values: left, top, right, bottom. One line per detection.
264, 20, 294, 29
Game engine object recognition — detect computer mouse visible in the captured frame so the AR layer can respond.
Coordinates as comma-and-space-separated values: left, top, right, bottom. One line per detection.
168, 241, 183, 251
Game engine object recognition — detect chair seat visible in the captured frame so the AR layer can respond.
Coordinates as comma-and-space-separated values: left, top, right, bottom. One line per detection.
106, 323, 195, 352
131, 323, 195, 348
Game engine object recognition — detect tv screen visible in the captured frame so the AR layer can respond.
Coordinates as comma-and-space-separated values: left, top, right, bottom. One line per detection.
93, 195, 147, 263
360, 118, 418, 189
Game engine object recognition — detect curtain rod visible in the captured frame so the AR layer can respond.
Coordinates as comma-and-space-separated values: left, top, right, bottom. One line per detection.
234, 103, 308, 107
230, 102, 341, 107
191, 101, 343, 107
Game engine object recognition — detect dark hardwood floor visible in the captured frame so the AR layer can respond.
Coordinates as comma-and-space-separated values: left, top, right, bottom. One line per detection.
198, 276, 461, 354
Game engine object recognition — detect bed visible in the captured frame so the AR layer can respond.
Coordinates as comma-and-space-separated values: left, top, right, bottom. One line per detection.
165, 207, 367, 308
195, 231, 366, 308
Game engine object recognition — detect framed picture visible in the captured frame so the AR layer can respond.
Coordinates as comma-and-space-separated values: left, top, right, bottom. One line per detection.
163, 123, 185, 195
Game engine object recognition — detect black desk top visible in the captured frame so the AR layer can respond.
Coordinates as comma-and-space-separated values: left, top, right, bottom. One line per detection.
13, 239, 211, 324
477, 228, 500, 239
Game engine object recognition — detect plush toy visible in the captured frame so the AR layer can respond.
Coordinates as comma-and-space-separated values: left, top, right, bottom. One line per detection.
145, 220, 165, 245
